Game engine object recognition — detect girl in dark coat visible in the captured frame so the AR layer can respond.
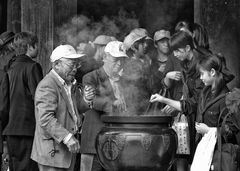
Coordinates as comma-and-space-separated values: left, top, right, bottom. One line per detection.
150, 53, 238, 170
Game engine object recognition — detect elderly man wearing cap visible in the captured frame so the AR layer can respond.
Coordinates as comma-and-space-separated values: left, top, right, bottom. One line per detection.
75, 35, 116, 84
81, 41, 128, 171
31, 44, 95, 171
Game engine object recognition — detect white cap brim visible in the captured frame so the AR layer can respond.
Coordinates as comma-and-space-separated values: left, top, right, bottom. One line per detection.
108, 51, 128, 58
63, 53, 85, 59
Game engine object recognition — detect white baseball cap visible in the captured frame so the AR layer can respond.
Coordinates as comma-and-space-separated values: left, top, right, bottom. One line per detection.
104, 41, 128, 58
50, 44, 85, 62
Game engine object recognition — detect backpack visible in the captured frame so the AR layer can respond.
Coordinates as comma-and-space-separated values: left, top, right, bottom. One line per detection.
211, 89, 240, 171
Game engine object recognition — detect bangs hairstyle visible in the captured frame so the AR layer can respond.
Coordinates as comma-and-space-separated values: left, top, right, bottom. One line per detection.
170, 31, 194, 51
198, 53, 225, 96
13, 32, 38, 56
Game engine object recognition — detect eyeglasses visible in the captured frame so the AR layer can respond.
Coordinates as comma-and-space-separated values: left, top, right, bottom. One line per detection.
63, 61, 81, 70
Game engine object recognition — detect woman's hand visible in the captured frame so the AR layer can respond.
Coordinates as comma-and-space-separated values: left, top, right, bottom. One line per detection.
166, 71, 182, 81
161, 105, 176, 114
195, 122, 210, 135
150, 94, 165, 103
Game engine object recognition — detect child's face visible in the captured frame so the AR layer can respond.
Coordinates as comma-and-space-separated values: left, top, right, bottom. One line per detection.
199, 67, 214, 86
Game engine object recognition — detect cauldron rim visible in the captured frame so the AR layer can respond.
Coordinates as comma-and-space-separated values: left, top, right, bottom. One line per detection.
101, 115, 172, 124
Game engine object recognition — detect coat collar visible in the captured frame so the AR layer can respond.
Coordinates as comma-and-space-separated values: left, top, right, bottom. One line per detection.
48, 70, 79, 122
199, 86, 228, 116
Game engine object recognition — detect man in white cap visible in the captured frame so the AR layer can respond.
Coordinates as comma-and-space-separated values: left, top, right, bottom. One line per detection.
75, 35, 117, 85
31, 44, 95, 171
81, 41, 128, 171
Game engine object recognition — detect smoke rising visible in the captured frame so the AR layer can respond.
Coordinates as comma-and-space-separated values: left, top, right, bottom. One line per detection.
56, 8, 139, 47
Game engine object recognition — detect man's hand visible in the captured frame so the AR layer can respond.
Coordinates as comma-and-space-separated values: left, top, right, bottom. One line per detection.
84, 85, 95, 101
113, 99, 127, 112
65, 136, 80, 153
166, 71, 182, 81
158, 64, 166, 73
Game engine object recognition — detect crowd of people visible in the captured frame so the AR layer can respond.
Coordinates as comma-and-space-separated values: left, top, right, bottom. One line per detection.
0, 20, 239, 171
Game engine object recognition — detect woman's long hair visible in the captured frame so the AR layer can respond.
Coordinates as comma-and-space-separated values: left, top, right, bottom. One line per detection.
192, 23, 209, 49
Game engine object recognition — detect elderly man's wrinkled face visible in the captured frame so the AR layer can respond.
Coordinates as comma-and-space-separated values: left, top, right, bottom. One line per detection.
57, 58, 81, 83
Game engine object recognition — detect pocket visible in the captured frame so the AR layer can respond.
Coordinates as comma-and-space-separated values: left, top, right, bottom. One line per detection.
206, 110, 219, 124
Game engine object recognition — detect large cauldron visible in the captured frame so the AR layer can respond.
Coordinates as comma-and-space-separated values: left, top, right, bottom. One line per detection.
96, 116, 177, 171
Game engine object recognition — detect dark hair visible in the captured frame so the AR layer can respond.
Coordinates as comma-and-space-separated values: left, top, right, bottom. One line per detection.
126, 37, 146, 58
175, 21, 192, 33
192, 23, 209, 49
198, 53, 234, 95
13, 32, 38, 56
170, 31, 194, 51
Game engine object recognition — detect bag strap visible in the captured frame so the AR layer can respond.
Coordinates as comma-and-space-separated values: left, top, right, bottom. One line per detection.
216, 105, 232, 171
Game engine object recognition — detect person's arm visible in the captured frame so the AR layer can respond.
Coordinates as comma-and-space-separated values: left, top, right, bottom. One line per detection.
82, 72, 113, 113
0, 72, 9, 129
150, 94, 182, 111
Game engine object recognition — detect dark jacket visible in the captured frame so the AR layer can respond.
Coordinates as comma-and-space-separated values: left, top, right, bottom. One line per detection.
81, 67, 116, 154
196, 86, 238, 144
179, 49, 204, 161
163, 54, 183, 100
3, 55, 43, 136
0, 70, 9, 153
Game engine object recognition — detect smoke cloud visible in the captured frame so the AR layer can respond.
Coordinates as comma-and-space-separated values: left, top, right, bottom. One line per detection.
56, 8, 139, 47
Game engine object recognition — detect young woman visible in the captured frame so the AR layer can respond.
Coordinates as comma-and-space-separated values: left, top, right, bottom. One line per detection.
150, 53, 238, 170
162, 30, 205, 171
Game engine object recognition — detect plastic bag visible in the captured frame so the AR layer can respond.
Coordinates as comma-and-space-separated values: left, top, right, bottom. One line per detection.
191, 128, 217, 171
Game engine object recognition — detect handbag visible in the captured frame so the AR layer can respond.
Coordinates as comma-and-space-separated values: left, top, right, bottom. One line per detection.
190, 128, 217, 171
211, 112, 240, 171
172, 113, 190, 155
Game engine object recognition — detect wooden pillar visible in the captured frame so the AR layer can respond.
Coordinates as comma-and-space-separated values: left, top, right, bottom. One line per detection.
20, 0, 77, 75
143, 0, 193, 34
194, 0, 240, 88
0, 0, 7, 33
7, 0, 21, 33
